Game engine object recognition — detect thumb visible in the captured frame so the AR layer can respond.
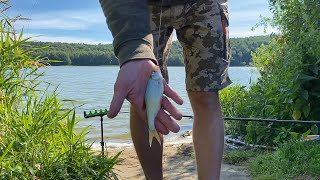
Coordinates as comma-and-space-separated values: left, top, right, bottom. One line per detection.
107, 89, 126, 118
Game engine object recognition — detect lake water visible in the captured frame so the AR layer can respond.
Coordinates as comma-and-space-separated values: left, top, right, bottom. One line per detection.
40, 66, 259, 147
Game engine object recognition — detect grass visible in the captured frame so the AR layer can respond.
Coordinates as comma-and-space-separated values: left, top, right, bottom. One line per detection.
223, 149, 262, 165
176, 140, 320, 180
249, 141, 320, 180
0, 1, 121, 179
176, 143, 264, 166
223, 141, 320, 180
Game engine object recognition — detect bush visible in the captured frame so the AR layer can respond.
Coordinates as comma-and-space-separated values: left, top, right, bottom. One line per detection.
220, 0, 320, 146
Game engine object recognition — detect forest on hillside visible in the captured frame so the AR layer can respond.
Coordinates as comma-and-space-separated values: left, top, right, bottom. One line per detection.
28, 36, 270, 66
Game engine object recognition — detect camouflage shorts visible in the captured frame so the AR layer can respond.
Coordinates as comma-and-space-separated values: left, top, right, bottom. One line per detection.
149, 0, 232, 92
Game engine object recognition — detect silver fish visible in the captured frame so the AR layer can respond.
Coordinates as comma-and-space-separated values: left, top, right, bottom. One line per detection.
145, 66, 164, 147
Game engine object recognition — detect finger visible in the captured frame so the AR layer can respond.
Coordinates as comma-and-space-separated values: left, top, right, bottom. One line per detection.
155, 119, 169, 135
158, 108, 180, 133
161, 97, 183, 120
164, 82, 183, 105
107, 88, 126, 118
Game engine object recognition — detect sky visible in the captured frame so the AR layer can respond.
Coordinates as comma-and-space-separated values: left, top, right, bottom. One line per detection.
10, 0, 274, 44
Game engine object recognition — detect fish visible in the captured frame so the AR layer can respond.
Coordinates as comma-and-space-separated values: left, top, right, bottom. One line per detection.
145, 66, 164, 147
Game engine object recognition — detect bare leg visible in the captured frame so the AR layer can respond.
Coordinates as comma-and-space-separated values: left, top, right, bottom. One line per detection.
130, 105, 163, 180
188, 91, 224, 180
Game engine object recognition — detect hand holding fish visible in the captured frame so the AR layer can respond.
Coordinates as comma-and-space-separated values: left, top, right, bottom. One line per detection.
107, 59, 183, 135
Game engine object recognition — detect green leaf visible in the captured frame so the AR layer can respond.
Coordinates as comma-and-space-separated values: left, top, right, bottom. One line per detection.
301, 90, 309, 101
297, 74, 317, 81
302, 130, 311, 138
311, 125, 318, 135
27, 166, 34, 175
246, 123, 253, 131
310, 90, 320, 98
0, 140, 14, 163
289, 132, 299, 139
244, 135, 251, 144
302, 105, 311, 118
309, 66, 319, 75
292, 110, 301, 120
13, 165, 22, 173
294, 99, 303, 110
282, 133, 287, 139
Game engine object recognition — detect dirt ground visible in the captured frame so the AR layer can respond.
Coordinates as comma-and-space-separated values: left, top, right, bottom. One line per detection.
107, 143, 251, 180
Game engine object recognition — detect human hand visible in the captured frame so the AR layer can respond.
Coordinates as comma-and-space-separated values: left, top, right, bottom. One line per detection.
107, 59, 183, 134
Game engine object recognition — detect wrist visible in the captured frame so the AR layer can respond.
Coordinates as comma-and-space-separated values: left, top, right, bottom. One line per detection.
117, 39, 157, 67
121, 59, 157, 69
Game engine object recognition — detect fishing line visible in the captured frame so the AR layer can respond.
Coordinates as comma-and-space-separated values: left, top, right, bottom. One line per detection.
156, 0, 164, 61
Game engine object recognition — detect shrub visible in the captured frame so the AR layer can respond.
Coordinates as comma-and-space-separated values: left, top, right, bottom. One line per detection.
221, 0, 320, 146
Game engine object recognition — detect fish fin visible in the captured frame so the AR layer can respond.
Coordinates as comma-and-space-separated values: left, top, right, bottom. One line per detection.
149, 130, 161, 147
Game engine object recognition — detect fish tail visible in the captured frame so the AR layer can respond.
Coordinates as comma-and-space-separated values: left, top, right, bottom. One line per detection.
149, 130, 161, 147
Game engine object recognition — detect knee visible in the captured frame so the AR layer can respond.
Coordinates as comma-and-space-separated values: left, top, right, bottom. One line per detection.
188, 91, 220, 105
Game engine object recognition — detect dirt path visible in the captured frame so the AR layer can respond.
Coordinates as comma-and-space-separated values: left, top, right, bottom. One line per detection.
108, 143, 251, 180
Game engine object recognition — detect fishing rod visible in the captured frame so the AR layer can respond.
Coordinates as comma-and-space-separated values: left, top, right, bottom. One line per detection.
83, 109, 320, 155
119, 111, 320, 125
120, 111, 320, 135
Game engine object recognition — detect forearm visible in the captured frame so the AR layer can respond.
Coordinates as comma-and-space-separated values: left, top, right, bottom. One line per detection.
99, 0, 157, 66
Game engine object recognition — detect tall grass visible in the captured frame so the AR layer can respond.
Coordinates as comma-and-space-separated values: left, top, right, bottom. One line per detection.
0, 1, 120, 179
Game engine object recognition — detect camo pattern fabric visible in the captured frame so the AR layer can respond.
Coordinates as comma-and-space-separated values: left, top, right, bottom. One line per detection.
149, 0, 232, 91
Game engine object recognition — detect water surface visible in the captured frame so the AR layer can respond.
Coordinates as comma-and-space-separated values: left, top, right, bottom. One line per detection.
40, 66, 259, 145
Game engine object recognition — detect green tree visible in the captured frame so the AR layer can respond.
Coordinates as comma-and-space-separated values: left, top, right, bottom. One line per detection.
27, 36, 270, 66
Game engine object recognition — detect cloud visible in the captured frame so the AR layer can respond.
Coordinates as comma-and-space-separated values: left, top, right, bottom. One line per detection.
16, 0, 275, 44
229, 25, 277, 38
171, 25, 276, 42
229, 10, 272, 24
228, 0, 273, 32
23, 33, 112, 44
16, 9, 105, 31
229, 0, 271, 11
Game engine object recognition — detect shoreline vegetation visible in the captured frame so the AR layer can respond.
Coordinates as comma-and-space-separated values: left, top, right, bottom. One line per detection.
0, 1, 121, 179
217, 0, 320, 179
27, 36, 270, 67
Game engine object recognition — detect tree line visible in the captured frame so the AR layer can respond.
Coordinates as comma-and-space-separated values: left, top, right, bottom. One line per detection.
28, 36, 270, 66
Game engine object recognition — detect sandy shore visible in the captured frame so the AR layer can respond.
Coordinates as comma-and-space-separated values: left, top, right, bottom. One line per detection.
107, 142, 251, 180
